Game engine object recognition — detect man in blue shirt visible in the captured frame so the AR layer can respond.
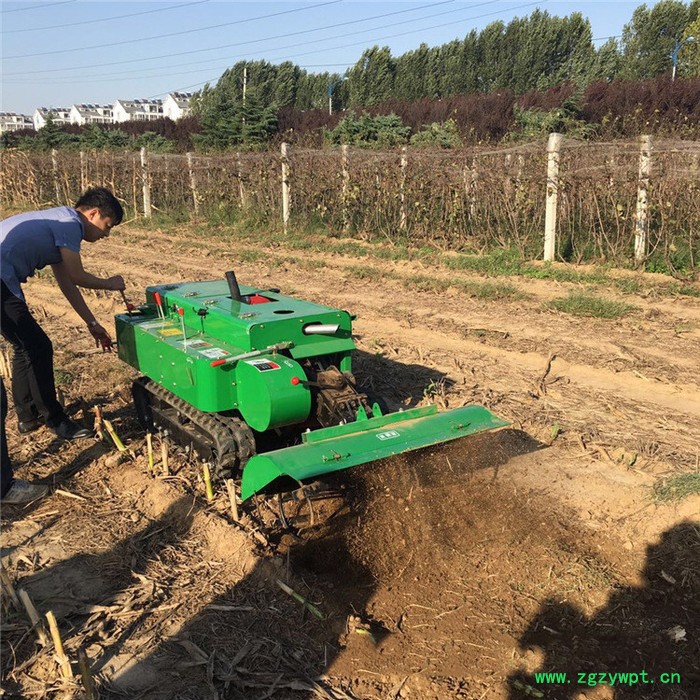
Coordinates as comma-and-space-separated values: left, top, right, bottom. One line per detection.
1, 187, 125, 504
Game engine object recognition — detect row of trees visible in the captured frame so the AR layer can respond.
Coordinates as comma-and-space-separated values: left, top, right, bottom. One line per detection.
192, 1, 699, 147
3, 1, 698, 151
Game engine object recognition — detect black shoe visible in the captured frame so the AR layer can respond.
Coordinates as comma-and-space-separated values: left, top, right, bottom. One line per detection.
18, 417, 44, 434
53, 419, 94, 440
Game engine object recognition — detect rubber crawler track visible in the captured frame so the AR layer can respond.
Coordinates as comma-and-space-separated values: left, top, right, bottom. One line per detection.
133, 377, 256, 480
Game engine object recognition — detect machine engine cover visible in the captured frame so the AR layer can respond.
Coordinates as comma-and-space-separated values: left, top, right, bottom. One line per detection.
235, 355, 310, 431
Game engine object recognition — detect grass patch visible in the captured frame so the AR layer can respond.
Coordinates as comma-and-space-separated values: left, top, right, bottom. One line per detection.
668, 282, 700, 298
404, 275, 451, 293
548, 292, 636, 319
54, 369, 74, 386
237, 248, 267, 263
653, 473, 700, 502
346, 265, 384, 282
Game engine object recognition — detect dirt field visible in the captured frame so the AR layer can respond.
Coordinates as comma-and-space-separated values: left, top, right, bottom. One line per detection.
1, 222, 699, 700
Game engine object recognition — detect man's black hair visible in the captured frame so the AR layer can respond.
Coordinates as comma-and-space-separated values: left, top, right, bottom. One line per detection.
74, 186, 124, 225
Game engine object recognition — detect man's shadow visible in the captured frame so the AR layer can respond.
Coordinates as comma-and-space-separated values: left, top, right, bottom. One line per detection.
1, 496, 197, 695
101, 507, 378, 699
508, 521, 700, 699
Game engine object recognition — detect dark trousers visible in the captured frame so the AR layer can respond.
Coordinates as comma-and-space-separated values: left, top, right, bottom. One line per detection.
1, 377, 13, 497
0, 281, 65, 429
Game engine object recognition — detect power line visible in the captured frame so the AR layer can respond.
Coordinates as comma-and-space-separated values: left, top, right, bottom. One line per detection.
4, 1, 503, 86
3, 0, 344, 59
160, 1, 544, 97
2, 1, 542, 92
1, 0, 210, 34
4, 0, 464, 76
1, 0, 74, 13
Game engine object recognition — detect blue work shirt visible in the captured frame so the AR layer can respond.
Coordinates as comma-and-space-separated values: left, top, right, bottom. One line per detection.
0, 206, 84, 301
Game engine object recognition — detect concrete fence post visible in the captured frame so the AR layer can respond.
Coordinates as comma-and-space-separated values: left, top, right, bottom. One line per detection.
399, 146, 408, 232
544, 133, 563, 262
341, 144, 350, 234
634, 135, 652, 265
79, 150, 87, 191
51, 149, 60, 204
186, 152, 199, 216
281, 142, 290, 233
140, 147, 152, 219
236, 152, 247, 208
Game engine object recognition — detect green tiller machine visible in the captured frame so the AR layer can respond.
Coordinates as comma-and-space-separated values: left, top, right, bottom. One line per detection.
116, 272, 507, 501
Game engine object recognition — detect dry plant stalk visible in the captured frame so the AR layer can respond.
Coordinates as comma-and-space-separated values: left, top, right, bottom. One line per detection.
78, 648, 96, 699
202, 463, 214, 502
46, 610, 72, 679
18, 588, 49, 645
225, 479, 239, 521
161, 434, 170, 476
93, 405, 105, 441
275, 578, 325, 620
145, 432, 155, 476
0, 349, 10, 378
103, 418, 127, 452
0, 567, 20, 608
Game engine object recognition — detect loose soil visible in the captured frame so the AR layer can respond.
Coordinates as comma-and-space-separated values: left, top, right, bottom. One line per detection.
1, 223, 698, 700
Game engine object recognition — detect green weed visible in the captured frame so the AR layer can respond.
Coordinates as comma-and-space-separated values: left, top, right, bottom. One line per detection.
653, 473, 700, 502
548, 292, 636, 319
346, 266, 383, 282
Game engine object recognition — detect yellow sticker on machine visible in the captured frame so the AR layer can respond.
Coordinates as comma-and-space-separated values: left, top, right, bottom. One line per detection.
159, 328, 182, 337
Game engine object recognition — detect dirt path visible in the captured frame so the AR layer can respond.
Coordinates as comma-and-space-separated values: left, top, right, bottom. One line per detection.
1, 223, 698, 699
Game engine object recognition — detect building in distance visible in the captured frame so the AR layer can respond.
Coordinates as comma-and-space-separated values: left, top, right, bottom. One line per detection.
69, 104, 113, 126
163, 92, 193, 121
0, 112, 34, 133
112, 98, 164, 123
33, 107, 71, 131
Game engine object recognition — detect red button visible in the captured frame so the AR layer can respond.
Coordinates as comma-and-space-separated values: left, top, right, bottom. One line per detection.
290, 376, 300, 385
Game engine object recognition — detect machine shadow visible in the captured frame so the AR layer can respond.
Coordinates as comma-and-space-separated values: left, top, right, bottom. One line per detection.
507, 521, 700, 700
352, 347, 459, 410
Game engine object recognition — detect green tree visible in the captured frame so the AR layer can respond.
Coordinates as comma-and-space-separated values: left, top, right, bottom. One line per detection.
677, 15, 700, 75
274, 61, 301, 108
240, 88, 278, 146
347, 47, 396, 106
477, 21, 509, 91
135, 131, 174, 153
621, 0, 697, 78
35, 114, 78, 150
394, 43, 429, 100
591, 38, 623, 81
410, 119, 462, 148
326, 112, 409, 148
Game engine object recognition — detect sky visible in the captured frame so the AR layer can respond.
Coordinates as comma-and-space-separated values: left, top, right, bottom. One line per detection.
1, 0, 659, 116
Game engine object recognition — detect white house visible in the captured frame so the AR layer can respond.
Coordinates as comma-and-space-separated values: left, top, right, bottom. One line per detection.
0, 112, 34, 133
162, 92, 193, 121
112, 98, 163, 123
69, 103, 113, 126
33, 107, 71, 130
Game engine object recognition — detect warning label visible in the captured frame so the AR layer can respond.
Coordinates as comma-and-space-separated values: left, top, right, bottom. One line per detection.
199, 348, 230, 359
246, 359, 281, 372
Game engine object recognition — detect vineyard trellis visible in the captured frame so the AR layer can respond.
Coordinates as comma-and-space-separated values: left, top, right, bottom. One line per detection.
1, 137, 698, 272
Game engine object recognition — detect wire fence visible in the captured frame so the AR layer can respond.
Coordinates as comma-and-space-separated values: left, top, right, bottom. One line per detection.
1, 137, 698, 271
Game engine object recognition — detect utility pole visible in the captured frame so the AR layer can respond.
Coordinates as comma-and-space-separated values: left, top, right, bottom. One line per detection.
242, 65, 248, 129
672, 36, 696, 80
